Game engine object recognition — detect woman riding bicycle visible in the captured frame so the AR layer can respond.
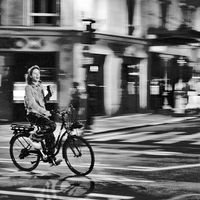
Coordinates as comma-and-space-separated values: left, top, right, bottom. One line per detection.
24, 65, 62, 166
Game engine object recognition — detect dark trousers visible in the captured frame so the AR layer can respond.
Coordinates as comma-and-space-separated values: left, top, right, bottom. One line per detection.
27, 112, 56, 154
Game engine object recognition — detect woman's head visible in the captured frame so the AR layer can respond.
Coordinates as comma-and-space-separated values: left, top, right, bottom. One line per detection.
26, 65, 41, 84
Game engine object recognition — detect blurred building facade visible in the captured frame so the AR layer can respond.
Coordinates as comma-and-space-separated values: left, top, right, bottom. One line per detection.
0, 0, 200, 121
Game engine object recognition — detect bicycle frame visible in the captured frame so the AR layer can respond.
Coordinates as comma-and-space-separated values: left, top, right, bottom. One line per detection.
46, 120, 72, 158
10, 105, 94, 175
11, 104, 84, 161
40, 107, 82, 159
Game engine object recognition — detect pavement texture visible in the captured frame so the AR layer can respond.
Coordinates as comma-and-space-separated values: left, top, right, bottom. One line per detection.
1, 112, 199, 142
89, 113, 198, 134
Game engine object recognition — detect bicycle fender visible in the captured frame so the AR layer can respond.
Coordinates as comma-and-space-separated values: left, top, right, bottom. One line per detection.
10, 133, 28, 144
10, 134, 18, 144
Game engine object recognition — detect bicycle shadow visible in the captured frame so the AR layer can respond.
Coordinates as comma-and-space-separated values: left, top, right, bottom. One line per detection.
0, 170, 95, 199
35, 173, 95, 198
55, 175, 95, 197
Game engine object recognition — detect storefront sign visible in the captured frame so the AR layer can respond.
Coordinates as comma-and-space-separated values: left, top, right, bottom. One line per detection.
0, 37, 27, 49
89, 65, 99, 72
150, 79, 160, 95
28, 37, 43, 49
82, 57, 93, 65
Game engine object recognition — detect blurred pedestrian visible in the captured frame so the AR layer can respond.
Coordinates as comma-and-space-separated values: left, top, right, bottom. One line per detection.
70, 82, 81, 112
85, 83, 97, 129
182, 82, 190, 104
24, 65, 62, 165
159, 80, 165, 108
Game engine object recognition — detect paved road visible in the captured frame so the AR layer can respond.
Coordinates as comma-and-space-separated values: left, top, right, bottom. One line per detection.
86, 117, 200, 150
0, 118, 200, 199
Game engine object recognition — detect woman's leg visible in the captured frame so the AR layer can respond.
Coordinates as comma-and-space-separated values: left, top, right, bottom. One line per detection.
27, 113, 56, 153
35, 116, 56, 138
35, 116, 56, 155
27, 113, 62, 165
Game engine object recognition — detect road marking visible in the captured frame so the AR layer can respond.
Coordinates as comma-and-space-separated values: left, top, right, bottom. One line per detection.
143, 150, 182, 156
18, 187, 135, 200
92, 162, 200, 172
94, 114, 150, 121
87, 132, 151, 142
89, 174, 154, 183
94, 147, 181, 156
18, 187, 60, 193
155, 132, 200, 144
123, 131, 184, 143
87, 192, 135, 199
0, 190, 89, 200
167, 193, 200, 200
85, 130, 132, 140
129, 163, 200, 171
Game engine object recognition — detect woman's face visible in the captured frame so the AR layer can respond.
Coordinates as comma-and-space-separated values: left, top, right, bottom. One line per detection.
31, 68, 40, 83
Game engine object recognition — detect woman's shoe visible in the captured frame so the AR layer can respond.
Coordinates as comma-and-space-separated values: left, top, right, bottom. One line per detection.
49, 157, 63, 166
54, 158, 63, 165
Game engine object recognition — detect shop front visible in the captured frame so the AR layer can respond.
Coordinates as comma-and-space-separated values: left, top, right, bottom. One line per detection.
149, 51, 193, 112
0, 30, 76, 122
0, 51, 58, 122
74, 35, 148, 117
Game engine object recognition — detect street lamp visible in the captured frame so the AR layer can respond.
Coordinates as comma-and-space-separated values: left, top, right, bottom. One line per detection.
81, 19, 97, 44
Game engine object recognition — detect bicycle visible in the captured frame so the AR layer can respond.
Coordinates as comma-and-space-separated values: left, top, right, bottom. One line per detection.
9, 105, 95, 176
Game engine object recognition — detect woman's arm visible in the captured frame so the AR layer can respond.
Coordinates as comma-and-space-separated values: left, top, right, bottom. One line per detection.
42, 85, 52, 103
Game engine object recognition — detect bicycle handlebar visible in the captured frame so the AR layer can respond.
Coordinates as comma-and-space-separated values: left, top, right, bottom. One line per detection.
51, 109, 68, 117
51, 104, 75, 119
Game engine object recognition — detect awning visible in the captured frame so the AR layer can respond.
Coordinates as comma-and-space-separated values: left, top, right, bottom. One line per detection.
148, 25, 200, 46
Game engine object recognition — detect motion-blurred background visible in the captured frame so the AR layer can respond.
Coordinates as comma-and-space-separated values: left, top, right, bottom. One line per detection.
0, 0, 199, 122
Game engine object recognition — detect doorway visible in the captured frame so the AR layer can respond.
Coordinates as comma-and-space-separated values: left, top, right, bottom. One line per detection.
118, 57, 140, 114
86, 54, 105, 116
0, 54, 14, 121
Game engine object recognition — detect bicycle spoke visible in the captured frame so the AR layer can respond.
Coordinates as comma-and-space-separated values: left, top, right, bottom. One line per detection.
63, 135, 94, 175
10, 134, 40, 171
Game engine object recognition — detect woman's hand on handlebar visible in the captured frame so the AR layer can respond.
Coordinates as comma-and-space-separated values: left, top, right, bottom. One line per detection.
50, 107, 71, 119
44, 110, 51, 117
50, 109, 66, 118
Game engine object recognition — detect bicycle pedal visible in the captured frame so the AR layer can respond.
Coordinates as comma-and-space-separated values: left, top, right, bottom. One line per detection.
49, 158, 62, 167
55, 159, 62, 165
43, 157, 48, 162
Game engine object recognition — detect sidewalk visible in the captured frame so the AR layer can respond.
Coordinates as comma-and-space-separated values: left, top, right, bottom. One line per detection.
89, 113, 198, 134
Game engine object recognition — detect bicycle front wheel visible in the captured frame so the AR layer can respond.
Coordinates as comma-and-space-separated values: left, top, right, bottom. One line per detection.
63, 135, 95, 176
10, 134, 40, 171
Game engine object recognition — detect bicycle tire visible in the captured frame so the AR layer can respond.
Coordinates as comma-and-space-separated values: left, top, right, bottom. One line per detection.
10, 133, 40, 171
62, 135, 95, 176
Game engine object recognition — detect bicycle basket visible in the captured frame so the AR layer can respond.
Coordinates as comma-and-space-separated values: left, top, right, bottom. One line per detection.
62, 107, 77, 125
63, 107, 85, 129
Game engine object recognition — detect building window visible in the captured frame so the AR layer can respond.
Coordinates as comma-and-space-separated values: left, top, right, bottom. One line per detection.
179, 3, 195, 27
30, 0, 60, 26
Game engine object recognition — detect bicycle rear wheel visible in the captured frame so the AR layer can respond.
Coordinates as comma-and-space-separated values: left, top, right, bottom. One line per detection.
10, 134, 40, 171
63, 135, 95, 176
